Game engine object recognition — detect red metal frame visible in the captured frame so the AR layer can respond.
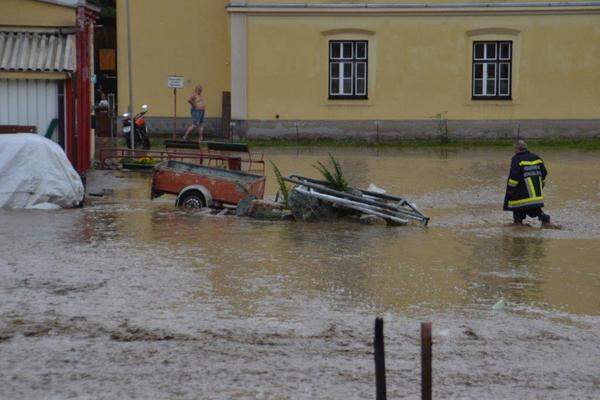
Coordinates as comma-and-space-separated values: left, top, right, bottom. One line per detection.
206, 148, 265, 175
70, 5, 98, 174
99, 148, 265, 175
65, 76, 75, 164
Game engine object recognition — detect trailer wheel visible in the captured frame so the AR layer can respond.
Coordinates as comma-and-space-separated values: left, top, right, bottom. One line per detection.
177, 190, 206, 209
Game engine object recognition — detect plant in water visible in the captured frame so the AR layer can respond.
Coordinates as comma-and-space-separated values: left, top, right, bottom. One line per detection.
313, 153, 349, 192
270, 161, 289, 206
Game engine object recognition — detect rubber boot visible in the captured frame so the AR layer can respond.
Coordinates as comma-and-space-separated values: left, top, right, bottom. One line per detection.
540, 213, 551, 226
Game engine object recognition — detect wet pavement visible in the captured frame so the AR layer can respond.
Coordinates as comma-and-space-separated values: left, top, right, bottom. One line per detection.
1, 147, 599, 399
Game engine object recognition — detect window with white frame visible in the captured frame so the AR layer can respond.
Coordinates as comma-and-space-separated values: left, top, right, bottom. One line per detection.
329, 40, 368, 99
472, 41, 512, 99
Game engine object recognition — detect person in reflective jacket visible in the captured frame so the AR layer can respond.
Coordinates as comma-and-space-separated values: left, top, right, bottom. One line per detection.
503, 140, 551, 226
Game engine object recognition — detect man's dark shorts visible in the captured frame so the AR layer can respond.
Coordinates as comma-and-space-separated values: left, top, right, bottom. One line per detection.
513, 207, 550, 223
191, 109, 204, 126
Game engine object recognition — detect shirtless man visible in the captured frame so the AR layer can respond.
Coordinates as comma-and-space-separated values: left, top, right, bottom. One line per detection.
183, 85, 205, 141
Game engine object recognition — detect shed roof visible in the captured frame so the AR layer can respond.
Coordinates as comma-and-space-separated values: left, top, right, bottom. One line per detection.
0, 31, 76, 72
35, 0, 78, 8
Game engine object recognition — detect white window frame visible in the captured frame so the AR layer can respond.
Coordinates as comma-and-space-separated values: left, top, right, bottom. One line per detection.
472, 41, 512, 100
499, 62, 511, 96
329, 40, 368, 99
355, 61, 367, 96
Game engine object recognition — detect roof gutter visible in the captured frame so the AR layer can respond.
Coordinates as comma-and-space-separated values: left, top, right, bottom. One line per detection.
0, 27, 78, 34
227, 1, 600, 14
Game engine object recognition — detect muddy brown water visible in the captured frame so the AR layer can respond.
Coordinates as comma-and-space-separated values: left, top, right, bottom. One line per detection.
1, 147, 599, 399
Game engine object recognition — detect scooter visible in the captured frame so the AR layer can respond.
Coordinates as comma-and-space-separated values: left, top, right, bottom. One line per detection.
122, 104, 150, 149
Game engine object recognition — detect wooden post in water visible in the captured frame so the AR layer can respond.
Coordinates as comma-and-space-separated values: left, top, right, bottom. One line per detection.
374, 317, 387, 400
421, 322, 432, 400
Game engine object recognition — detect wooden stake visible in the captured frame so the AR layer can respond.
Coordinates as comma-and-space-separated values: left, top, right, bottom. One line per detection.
421, 322, 432, 400
374, 317, 387, 400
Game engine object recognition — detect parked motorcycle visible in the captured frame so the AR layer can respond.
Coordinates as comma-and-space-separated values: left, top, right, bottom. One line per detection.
122, 104, 150, 149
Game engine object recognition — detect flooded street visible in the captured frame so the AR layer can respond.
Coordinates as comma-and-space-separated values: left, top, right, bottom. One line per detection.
1, 147, 599, 399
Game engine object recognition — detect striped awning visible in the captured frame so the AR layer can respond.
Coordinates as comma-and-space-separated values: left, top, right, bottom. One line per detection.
0, 31, 76, 72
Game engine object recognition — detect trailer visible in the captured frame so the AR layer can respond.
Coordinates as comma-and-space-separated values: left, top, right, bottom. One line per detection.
151, 160, 265, 209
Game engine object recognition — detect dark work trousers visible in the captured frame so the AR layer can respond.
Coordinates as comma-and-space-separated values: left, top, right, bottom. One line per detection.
513, 207, 550, 223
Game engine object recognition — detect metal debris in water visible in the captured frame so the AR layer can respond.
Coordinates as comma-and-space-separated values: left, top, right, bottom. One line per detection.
283, 175, 429, 226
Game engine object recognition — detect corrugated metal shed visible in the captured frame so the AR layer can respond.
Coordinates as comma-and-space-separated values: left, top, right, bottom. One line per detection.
0, 31, 76, 72
0, 79, 59, 139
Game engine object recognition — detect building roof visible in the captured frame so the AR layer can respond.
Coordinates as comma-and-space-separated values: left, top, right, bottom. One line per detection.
0, 31, 76, 72
35, 0, 78, 8
34, 1, 101, 14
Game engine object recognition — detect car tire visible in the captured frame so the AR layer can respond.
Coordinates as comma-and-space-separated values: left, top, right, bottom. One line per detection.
177, 190, 205, 209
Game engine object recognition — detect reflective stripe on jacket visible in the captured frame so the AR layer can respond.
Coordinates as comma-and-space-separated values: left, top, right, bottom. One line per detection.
504, 150, 547, 210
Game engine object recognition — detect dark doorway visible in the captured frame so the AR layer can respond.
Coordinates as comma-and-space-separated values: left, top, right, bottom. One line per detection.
92, 0, 117, 138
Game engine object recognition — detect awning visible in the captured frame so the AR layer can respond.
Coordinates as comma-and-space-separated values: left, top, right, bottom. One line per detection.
0, 31, 76, 73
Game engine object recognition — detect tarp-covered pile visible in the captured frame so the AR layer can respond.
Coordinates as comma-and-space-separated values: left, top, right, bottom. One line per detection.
0, 134, 84, 209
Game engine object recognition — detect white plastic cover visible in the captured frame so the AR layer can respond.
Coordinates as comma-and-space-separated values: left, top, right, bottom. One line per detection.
367, 183, 386, 194
0, 134, 84, 209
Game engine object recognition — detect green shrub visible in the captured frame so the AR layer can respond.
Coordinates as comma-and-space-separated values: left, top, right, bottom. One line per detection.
313, 153, 348, 192
270, 161, 289, 206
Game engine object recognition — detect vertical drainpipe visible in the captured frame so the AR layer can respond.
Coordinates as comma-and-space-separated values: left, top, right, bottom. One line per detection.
89, 12, 96, 164
75, 6, 86, 173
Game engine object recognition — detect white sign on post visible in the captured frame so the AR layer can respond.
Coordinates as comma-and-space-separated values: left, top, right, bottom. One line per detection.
167, 75, 185, 89
167, 76, 184, 139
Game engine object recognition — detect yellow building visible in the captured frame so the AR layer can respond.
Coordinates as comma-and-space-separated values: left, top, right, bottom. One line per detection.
117, 1, 600, 140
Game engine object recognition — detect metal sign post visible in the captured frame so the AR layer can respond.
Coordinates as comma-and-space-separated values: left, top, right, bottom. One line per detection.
171, 87, 177, 140
167, 76, 185, 140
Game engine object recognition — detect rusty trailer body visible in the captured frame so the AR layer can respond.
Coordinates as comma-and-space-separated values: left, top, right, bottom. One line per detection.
151, 160, 265, 208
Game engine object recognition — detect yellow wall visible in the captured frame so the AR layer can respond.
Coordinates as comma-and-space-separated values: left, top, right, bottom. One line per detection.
246, 12, 600, 121
115, 1, 600, 122
0, 0, 76, 27
116, 0, 230, 117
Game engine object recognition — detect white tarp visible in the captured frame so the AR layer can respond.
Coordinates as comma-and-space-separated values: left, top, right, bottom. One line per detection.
0, 134, 84, 209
